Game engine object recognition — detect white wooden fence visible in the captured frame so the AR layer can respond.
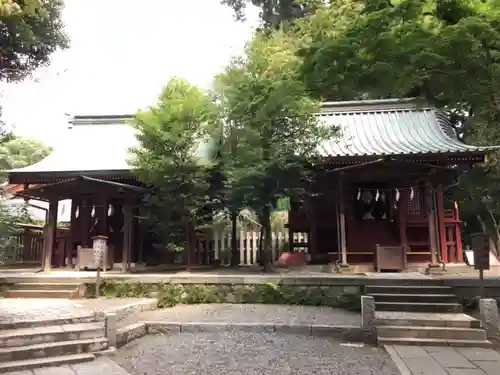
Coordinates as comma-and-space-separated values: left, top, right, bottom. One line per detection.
202, 230, 309, 265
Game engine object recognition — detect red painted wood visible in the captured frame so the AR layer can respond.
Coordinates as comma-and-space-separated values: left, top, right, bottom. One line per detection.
447, 226, 456, 262
454, 202, 464, 263
436, 185, 448, 263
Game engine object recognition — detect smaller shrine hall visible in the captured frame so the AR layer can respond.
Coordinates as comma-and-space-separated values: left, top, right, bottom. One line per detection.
8, 115, 147, 271
286, 98, 498, 271
7, 98, 499, 272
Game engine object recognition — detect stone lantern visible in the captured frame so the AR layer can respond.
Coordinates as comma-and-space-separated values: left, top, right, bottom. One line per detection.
92, 235, 108, 271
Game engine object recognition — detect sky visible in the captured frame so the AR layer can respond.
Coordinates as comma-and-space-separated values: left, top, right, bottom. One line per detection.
1, 0, 259, 148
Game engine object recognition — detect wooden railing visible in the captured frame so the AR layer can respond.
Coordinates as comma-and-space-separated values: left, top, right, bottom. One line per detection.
0, 227, 44, 265
194, 230, 309, 266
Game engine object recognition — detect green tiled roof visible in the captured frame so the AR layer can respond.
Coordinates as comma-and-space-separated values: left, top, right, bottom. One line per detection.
9, 99, 497, 180
317, 98, 497, 157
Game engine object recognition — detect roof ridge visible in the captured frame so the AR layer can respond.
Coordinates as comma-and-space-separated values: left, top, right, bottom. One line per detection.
321, 98, 433, 113
71, 114, 134, 127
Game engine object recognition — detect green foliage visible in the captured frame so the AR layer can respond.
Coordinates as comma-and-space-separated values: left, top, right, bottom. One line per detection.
215, 30, 336, 268
0, 136, 52, 176
221, 0, 325, 29
0, 0, 69, 82
84, 281, 361, 311
0, 204, 32, 264
131, 78, 222, 254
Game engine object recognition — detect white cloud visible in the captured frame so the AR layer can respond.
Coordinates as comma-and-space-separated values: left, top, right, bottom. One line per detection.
0, 0, 259, 148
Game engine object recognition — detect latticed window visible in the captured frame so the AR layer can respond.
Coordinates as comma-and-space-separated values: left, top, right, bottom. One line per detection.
406, 187, 423, 216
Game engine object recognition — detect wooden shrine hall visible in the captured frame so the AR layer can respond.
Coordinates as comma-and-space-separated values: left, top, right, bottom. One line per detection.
7, 98, 499, 272
8, 115, 148, 272
287, 98, 498, 271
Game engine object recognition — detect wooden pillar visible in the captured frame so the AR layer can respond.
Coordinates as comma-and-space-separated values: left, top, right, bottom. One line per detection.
287, 204, 293, 252
97, 197, 109, 236
80, 199, 91, 247
436, 184, 448, 263
137, 222, 144, 264
65, 199, 79, 268
454, 202, 464, 263
122, 200, 133, 272
22, 228, 32, 262
305, 197, 317, 262
425, 183, 439, 265
43, 200, 58, 272
398, 189, 408, 248
337, 173, 348, 266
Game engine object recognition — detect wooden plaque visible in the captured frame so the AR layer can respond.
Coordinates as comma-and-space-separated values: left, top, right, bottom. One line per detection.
375, 244, 407, 272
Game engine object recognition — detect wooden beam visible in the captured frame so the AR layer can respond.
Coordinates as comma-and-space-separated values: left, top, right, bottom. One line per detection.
122, 201, 133, 272
304, 197, 317, 261
43, 200, 58, 272
436, 184, 448, 263
65, 198, 79, 268
338, 173, 348, 266
425, 183, 439, 265
398, 189, 408, 249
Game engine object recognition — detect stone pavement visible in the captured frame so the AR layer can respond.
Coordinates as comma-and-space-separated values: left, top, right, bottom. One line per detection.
0, 299, 95, 325
1, 357, 131, 375
0, 298, 156, 326
386, 345, 500, 375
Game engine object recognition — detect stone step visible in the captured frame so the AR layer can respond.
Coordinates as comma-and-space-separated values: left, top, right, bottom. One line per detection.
378, 336, 493, 348
0, 315, 96, 330
368, 293, 457, 303
0, 338, 108, 362
375, 301, 462, 313
365, 279, 446, 286
11, 283, 82, 291
365, 285, 452, 295
377, 325, 488, 341
3, 289, 77, 299
0, 323, 104, 348
0, 353, 95, 373
376, 317, 481, 329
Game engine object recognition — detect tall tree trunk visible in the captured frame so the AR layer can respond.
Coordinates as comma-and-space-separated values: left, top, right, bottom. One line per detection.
185, 220, 194, 272
262, 205, 272, 272
230, 211, 239, 266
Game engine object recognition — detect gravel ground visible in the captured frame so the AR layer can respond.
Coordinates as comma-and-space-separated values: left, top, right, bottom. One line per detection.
113, 331, 400, 375
129, 304, 361, 327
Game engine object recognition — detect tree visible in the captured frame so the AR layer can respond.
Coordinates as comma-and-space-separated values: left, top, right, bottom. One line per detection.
221, 0, 324, 29
0, 135, 52, 170
0, 0, 68, 82
296, 0, 500, 253
215, 30, 336, 270
131, 78, 222, 267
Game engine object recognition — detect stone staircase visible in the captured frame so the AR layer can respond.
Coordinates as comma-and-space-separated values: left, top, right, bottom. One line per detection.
0, 314, 109, 372
2, 282, 84, 299
366, 283, 492, 347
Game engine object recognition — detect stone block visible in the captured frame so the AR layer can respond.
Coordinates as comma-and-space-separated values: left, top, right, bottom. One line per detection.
228, 322, 275, 333
116, 322, 147, 347
342, 286, 359, 295
361, 295, 376, 328
104, 312, 117, 348
479, 298, 499, 339
146, 322, 181, 334
274, 324, 311, 335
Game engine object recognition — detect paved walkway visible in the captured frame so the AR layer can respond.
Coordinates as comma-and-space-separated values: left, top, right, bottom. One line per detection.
1, 358, 131, 375
386, 345, 500, 375
0, 298, 155, 326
